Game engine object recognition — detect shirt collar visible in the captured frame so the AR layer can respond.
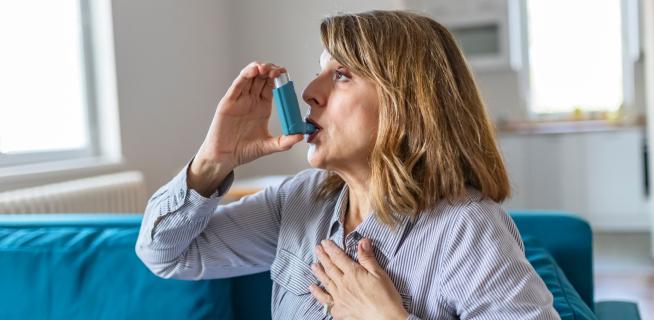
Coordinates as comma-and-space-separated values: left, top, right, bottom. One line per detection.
328, 183, 414, 259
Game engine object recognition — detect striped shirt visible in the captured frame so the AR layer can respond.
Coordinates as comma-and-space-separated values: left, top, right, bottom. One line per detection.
135, 157, 560, 320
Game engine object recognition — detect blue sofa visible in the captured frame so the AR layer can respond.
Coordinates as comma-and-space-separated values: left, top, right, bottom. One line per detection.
0, 212, 640, 319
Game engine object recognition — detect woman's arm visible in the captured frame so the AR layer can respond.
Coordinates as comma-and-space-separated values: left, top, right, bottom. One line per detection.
135, 61, 305, 280
437, 202, 560, 320
135, 156, 293, 280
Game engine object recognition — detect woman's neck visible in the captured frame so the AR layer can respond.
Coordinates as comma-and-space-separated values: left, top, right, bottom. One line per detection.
336, 169, 372, 236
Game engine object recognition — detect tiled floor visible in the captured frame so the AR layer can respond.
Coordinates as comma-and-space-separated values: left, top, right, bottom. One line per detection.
594, 232, 654, 319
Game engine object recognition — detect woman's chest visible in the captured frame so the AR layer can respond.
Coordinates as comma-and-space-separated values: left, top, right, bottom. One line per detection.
270, 229, 442, 319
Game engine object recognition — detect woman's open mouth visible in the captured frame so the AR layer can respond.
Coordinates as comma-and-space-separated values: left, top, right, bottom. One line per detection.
305, 118, 322, 143
307, 129, 321, 143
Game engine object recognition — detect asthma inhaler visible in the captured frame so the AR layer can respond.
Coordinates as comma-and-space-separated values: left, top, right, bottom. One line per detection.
272, 73, 317, 135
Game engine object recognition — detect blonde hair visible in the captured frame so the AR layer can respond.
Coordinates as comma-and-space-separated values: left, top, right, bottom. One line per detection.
315, 10, 510, 226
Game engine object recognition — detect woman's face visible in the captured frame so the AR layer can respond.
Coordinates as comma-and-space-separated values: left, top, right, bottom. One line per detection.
302, 50, 379, 172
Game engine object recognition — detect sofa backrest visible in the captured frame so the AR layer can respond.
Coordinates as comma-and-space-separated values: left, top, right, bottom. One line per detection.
0, 214, 235, 319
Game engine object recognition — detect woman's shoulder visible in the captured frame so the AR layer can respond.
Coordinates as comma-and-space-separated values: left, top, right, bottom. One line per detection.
431, 187, 506, 218
405, 188, 524, 271
269, 168, 331, 203
397, 188, 523, 277
417, 187, 519, 243
272, 168, 337, 234
276, 168, 328, 192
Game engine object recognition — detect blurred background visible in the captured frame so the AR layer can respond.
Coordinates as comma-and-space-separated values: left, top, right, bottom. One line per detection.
0, 0, 652, 317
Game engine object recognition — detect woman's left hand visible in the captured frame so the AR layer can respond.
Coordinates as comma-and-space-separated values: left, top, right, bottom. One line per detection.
310, 238, 409, 320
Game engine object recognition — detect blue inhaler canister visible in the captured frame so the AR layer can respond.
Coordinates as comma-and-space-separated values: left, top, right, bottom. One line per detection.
272, 73, 317, 135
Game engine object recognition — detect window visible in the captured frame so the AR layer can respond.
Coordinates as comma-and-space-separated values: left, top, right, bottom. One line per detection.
522, 0, 639, 115
0, 0, 98, 167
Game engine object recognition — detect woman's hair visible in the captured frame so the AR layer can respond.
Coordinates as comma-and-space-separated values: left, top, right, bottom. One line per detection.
315, 10, 510, 227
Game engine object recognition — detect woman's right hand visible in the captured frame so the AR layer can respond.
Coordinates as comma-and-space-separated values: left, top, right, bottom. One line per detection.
188, 62, 304, 196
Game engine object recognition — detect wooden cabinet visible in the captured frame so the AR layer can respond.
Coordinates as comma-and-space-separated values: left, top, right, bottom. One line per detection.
498, 129, 648, 231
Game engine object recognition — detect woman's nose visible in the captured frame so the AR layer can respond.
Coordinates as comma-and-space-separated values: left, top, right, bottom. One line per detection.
301, 78, 325, 108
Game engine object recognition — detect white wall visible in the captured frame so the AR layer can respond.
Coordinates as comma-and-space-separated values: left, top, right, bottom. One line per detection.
110, 0, 235, 194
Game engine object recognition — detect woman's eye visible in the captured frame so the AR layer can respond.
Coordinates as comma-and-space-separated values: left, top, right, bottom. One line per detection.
333, 70, 350, 81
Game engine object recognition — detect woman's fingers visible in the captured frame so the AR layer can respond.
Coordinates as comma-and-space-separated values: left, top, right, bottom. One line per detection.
311, 263, 337, 292
261, 78, 276, 100
257, 63, 287, 99
225, 62, 260, 101
261, 134, 303, 154
225, 62, 288, 101
308, 284, 332, 304
250, 63, 273, 95
250, 75, 267, 96
267, 65, 287, 78
315, 244, 344, 280
321, 240, 358, 273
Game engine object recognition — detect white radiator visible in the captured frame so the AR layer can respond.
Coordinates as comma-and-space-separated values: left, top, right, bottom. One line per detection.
0, 171, 147, 214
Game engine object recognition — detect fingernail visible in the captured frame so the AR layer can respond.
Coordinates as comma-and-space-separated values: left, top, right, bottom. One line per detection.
362, 239, 370, 252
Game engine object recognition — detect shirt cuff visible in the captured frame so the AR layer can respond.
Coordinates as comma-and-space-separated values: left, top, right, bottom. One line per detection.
162, 156, 235, 219
406, 314, 421, 320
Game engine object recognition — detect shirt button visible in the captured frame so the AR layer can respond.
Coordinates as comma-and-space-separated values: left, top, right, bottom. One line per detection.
346, 236, 360, 249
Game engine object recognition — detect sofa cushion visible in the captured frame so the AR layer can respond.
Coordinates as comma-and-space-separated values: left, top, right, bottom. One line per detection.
0, 222, 233, 319
523, 236, 596, 320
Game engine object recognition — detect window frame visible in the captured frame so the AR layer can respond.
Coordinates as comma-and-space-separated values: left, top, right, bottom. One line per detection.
0, 0, 123, 191
517, 0, 642, 118
0, 0, 101, 168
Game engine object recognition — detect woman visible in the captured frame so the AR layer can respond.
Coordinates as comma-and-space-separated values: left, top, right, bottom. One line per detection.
136, 10, 559, 320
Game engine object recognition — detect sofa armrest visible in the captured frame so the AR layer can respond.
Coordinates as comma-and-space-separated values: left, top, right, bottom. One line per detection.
509, 211, 594, 309
595, 301, 641, 320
